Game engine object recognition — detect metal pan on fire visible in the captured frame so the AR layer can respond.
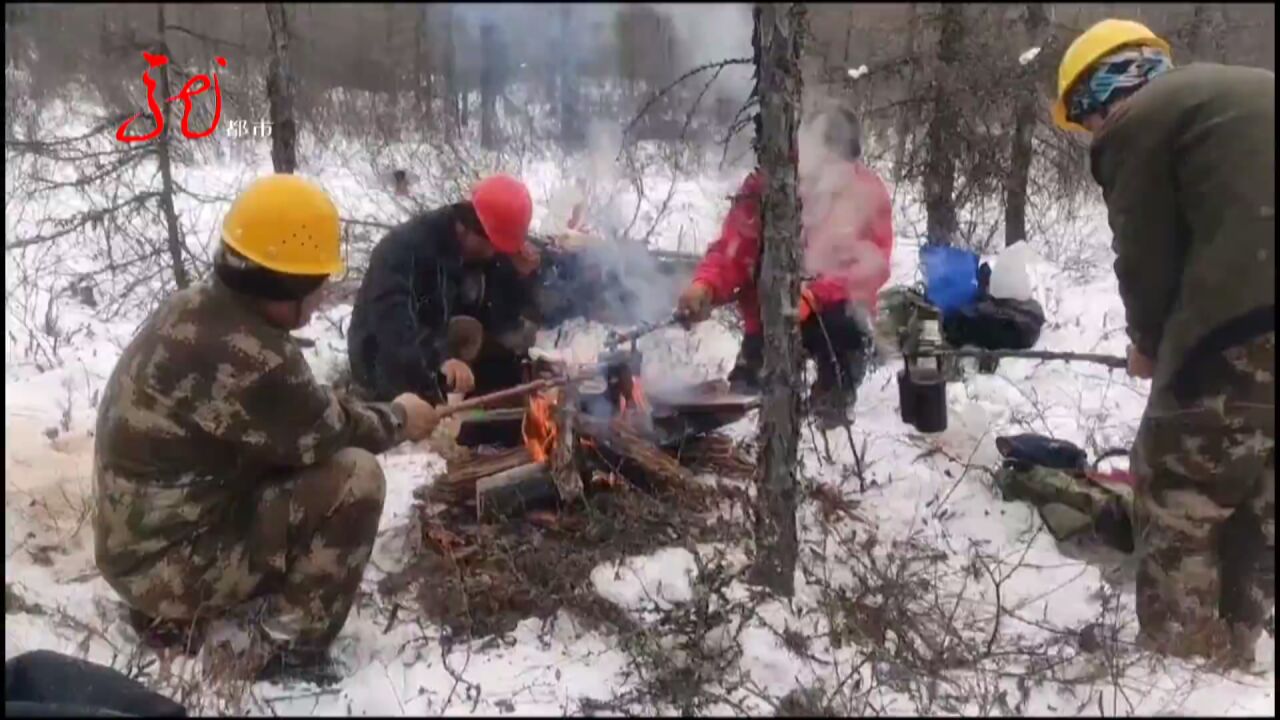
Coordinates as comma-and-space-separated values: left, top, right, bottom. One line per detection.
645, 379, 760, 441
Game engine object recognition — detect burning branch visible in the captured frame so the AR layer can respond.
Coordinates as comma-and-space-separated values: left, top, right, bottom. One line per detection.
576, 413, 695, 491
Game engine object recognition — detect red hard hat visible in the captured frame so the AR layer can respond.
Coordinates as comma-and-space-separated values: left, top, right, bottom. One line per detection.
471, 174, 532, 255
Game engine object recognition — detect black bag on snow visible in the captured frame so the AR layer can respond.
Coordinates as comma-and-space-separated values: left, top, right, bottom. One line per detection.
5, 651, 187, 718
942, 294, 1046, 351
995, 434, 1089, 472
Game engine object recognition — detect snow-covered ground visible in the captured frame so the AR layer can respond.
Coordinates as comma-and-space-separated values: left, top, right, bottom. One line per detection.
5, 117, 1275, 716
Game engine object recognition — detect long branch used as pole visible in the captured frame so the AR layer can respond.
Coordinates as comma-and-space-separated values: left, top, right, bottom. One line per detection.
924, 348, 1127, 369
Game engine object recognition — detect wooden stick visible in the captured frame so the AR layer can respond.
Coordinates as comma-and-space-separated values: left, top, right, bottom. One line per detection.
424, 446, 532, 504
436, 379, 560, 417
551, 388, 584, 503
577, 413, 694, 488
603, 315, 680, 350
435, 368, 601, 418
926, 348, 1127, 369
672, 433, 756, 479
454, 407, 527, 424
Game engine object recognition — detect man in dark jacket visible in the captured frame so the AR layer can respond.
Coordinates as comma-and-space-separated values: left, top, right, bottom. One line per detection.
1055, 19, 1275, 666
348, 175, 542, 404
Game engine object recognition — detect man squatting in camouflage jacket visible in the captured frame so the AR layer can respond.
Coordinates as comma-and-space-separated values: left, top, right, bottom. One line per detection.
1056, 20, 1274, 665
93, 175, 441, 680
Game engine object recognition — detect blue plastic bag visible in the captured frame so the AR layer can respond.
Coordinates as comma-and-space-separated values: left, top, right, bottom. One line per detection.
920, 245, 980, 315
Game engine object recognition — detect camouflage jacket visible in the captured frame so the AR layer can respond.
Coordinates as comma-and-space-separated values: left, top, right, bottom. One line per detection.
93, 278, 407, 583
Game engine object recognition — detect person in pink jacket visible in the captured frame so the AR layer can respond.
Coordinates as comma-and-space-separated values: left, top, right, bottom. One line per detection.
676, 106, 894, 427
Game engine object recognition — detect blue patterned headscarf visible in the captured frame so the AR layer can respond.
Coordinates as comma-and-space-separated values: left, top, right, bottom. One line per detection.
1066, 45, 1173, 124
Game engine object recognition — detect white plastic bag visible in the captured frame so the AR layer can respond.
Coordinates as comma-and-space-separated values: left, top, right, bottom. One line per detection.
987, 242, 1037, 301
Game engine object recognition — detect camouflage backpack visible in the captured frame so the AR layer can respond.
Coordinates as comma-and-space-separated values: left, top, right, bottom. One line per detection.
993, 435, 1136, 552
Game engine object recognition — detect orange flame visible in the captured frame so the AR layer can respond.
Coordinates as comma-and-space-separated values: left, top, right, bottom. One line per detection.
617, 377, 650, 419
631, 377, 650, 412
522, 390, 558, 462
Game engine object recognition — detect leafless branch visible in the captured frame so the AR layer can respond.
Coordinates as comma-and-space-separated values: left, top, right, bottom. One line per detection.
620, 58, 752, 154
163, 23, 249, 50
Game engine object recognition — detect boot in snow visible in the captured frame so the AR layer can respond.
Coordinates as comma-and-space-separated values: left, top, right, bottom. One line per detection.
727, 334, 764, 395
255, 646, 343, 687
809, 345, 868, 430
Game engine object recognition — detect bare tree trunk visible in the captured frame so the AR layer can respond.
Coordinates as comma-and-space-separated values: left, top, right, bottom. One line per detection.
415, 4, 433, 124
442, 4, 459, 139
265, 3, 298, 173
456, 16, 469, 133
748, 1, 805, 598
842, 9, 854, 64
1004, 2, 1047, 247
384, 3, 395, 88
480, 21, 500, 150
892, 3, 920, 183
154, 4, 188, 290
922, 3, 963, 247
1185, 4, 1221, 62
543, 56, 558, 115
558, 4, 583, 150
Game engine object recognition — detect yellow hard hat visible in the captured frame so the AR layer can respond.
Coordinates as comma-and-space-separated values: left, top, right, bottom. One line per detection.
221, 174, 344, 276
1053, 19, 1172, 132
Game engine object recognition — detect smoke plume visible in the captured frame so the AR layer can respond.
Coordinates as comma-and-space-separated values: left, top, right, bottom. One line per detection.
543, 120, 685, 327
796, 104, 890, 318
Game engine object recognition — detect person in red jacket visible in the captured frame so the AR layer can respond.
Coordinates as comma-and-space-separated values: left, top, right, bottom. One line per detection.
676, 106, 894, 428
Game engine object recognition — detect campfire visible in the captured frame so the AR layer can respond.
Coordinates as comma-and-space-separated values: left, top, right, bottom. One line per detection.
393, 347, 760, 636
420, 349, 759, 521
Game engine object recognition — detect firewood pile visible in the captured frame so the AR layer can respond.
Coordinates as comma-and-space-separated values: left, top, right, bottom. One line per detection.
413, 350, 758, 522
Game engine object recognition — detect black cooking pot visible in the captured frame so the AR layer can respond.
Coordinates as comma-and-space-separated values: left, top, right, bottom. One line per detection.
898, 356, 948, 433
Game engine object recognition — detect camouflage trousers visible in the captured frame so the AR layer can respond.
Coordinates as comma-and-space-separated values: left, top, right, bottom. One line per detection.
118, 448, 386, 651
1131, 332, 1275, 665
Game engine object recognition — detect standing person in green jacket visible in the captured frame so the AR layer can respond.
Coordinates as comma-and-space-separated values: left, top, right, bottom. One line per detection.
93, 175, 441, 684
1055, 19, 1275, 667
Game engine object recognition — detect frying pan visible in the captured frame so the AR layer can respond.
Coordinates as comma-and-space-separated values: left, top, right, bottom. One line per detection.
645, 379, 760, 442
